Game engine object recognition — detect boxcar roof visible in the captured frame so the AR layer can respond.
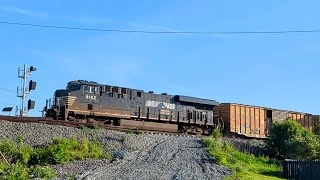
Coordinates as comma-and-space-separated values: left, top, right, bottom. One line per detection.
220, 103, 313, 115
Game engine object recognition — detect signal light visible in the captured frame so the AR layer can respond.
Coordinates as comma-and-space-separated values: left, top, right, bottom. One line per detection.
30, 66, 37, 72
28, 100, 35, 110
29, 80, 37, 91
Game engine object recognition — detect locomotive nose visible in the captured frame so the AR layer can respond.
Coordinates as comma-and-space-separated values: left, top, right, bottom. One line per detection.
58, 96, 77, 107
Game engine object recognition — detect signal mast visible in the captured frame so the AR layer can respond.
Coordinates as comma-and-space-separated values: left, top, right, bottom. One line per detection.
17, 64, 37, 116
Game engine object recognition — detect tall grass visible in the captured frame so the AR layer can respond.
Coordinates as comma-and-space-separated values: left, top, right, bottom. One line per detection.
204, 129, 283, 180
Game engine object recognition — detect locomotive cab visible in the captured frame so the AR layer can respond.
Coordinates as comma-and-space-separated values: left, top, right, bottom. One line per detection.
46, 81, 84, 120
67, 81, 81, 91
47, 80, 104, 120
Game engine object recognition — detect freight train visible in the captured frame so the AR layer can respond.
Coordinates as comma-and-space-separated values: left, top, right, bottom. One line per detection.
45, 80, 319, 137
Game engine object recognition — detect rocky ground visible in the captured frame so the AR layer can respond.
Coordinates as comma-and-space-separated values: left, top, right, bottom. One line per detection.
0, 120, 232, 180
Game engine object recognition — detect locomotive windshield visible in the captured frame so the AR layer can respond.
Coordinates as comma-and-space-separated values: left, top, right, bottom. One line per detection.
67, 81, 81, 91
68, 84, 81, 91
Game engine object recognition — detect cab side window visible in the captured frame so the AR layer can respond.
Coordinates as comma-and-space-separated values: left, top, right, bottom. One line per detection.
86, 86, 95, 93
95, 87, 99, 94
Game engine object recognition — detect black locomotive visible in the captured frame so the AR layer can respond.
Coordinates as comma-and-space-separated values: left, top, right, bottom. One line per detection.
45, 80, 220, 134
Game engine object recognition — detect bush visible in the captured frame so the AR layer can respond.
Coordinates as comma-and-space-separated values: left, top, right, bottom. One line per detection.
29, 137, 106, 165
17, 143, 33, 165
0, 137, 33, 165
29, 147, 54, 165
0, 136, 56, 179
265, 120, 320, 160
0, 161, 30, 180
0, 140, 17, 162
0, 161, 56, 180
0, 136, 111, 179
31, 165, 56, 179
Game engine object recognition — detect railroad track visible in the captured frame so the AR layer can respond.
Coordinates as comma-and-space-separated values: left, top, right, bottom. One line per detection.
0, 115, 197, 137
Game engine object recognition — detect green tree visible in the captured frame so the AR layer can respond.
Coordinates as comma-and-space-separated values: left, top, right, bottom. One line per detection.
265, 120, 320, 160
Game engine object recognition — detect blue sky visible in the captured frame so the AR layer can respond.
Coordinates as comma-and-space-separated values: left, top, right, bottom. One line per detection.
0, 0, 319, 116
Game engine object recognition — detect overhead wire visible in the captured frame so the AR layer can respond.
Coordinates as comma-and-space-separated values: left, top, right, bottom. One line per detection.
0, 87, 47, 115
0, 87, 47, 100
1, 21, 320, 35
0, 102, 16, 107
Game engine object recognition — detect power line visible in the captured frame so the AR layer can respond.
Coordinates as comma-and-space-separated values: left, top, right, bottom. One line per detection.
1, 21, 320, 35
0, 87, 16, 94
0, 102, 16, 107
0, 87, 47, 100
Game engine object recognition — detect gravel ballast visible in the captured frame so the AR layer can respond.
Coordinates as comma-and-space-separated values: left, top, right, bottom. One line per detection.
0, 120, 232, 179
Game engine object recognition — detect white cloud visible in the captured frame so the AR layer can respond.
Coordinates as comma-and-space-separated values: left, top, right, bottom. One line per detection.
0, 6, 47, 18
0, 5, 113, 26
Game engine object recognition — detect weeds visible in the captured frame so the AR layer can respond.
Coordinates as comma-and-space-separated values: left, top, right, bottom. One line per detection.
204, 130, 283, 180
126, 128, 142, 135
0, 135, 111, 179
31, 165, 56, 179
30, 137, 107, 165
102, 152, 112, 160
78, 124, 87, 130
79, 124, 101, 136
92, 124, 101, 130
120, 137, 127, 143
126, 128, 134, 134
66, 173, 77, 180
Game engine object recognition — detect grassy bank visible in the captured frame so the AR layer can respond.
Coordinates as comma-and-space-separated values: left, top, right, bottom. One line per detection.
0, 135, 111, 179
204, 131, 283, 179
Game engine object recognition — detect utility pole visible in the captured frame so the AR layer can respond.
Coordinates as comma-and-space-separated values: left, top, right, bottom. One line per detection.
17, 64, 37, 116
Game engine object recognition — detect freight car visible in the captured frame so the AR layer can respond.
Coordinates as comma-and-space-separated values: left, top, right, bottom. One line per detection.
214, 103, 317, 138
45, 80, 319, 137
45, 80, 220, 135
